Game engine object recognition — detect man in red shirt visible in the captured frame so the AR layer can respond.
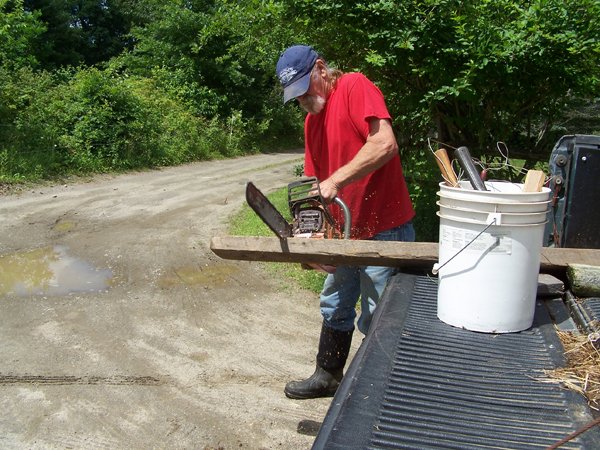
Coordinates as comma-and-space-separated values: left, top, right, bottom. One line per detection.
276, 45, 415, 399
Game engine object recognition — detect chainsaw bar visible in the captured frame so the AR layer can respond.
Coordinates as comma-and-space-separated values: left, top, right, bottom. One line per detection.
245, 182, 293, 239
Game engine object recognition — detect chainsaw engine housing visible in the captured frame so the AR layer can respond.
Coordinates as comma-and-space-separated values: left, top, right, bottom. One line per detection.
288, 177, 336, 238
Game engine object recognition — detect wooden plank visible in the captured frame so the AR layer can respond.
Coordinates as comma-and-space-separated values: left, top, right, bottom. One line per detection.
539, 247, 600, 276
210, 236, 437, 269
523, 170, 546, 192
210, 236, 600, 278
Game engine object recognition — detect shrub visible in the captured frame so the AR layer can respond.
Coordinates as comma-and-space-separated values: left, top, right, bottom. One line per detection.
2, 67, 259, 180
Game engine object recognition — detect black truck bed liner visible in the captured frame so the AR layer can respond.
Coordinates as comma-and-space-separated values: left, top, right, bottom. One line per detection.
313, 273, 599, 449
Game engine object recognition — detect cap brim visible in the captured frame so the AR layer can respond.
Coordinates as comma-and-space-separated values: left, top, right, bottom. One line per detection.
283, 72, 311, 104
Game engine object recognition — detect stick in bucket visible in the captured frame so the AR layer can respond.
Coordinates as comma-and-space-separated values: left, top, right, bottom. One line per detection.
523, 170, 545, 192
434, 148, 459, 187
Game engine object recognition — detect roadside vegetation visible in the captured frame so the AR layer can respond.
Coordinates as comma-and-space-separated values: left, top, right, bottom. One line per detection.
2, 0, 600, 241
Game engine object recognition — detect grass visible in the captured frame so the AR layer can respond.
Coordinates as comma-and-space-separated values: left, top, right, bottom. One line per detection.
228, 186, 327, 293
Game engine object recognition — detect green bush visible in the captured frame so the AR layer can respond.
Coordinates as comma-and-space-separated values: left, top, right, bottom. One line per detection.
1, 67, 261, 181
0, 65, 58, 181
0, 0, 45, 70
401, 147, 440, 243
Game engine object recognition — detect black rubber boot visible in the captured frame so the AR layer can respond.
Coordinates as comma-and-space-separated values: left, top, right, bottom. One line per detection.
284, 322, 354, 399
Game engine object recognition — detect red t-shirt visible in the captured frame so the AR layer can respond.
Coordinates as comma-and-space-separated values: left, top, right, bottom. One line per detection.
304, 72, 415, 239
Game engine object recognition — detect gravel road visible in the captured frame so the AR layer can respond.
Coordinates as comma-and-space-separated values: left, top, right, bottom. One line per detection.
0, 151, 358, 449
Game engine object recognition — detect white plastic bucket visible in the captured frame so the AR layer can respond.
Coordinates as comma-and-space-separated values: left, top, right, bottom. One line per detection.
437, 195, 550, 213
437, 202, 548, 225
436, 181, 551, 333
439, 180, 551, 203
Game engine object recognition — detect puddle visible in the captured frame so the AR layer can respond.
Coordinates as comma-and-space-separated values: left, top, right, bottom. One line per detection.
158, 263, 239, 289
53, 220, 76, 233
0, 246, 112, 297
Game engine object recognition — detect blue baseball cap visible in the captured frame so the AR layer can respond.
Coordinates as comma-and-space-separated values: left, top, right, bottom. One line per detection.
276, 45, 319, 104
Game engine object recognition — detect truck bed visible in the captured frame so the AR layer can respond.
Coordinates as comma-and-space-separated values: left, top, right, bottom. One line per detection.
313, 273, 600, 449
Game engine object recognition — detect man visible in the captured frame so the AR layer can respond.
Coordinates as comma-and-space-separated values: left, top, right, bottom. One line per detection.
276, 45, 415, 399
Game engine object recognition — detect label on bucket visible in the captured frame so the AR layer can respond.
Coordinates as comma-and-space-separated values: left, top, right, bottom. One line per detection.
440, 224, 512, 255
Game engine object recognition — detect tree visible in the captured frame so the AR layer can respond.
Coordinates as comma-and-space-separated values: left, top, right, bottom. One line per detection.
121, 0, 293, 120
1, 0, 47, 152
0, 0, 45, 69
23, 0, 132, 68
281, 0, 600, 158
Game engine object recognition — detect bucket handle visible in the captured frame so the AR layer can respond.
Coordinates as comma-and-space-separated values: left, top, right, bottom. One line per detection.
432, 218, 498, 275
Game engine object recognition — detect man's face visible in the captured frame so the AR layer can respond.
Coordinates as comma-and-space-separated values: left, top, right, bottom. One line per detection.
297, 92, 326, 115
296, 64, 327, 115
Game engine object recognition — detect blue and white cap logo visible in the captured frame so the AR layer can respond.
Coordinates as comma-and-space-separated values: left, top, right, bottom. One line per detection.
278, 67, 298, 84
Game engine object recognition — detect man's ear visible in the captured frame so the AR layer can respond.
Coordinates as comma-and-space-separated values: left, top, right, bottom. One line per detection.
314, 59, 327, 77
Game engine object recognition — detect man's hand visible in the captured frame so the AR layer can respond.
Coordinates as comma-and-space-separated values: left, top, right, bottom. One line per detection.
317, 178, 341, 203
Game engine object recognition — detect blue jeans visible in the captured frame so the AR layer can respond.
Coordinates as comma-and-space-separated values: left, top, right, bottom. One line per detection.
320, 221, 416, 334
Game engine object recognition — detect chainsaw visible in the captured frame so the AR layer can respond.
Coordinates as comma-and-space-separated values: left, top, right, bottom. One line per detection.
245, 176, 351, 240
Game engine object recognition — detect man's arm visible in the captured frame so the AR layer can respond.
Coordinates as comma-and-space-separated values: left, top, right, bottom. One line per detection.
318, 118, 398, 202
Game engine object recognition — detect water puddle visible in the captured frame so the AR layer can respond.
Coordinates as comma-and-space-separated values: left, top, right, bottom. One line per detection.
0, 246, 112, 297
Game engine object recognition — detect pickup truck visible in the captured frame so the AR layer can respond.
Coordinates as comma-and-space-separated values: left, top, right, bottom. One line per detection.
312, 271, 600, 449
314, 135, 600, 449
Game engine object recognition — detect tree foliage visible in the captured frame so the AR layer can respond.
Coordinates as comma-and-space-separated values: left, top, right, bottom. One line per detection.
6, 0, 598, 159
281, 0, 600, 157
0, 0, 45, 69
23, 0, 133, 68
2, 0, 599, 239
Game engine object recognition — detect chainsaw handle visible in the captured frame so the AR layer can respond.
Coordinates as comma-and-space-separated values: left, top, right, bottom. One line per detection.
333, 197, 351, 239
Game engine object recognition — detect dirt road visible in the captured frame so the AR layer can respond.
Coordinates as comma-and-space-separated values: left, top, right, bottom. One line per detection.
0, 151, 358, 449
